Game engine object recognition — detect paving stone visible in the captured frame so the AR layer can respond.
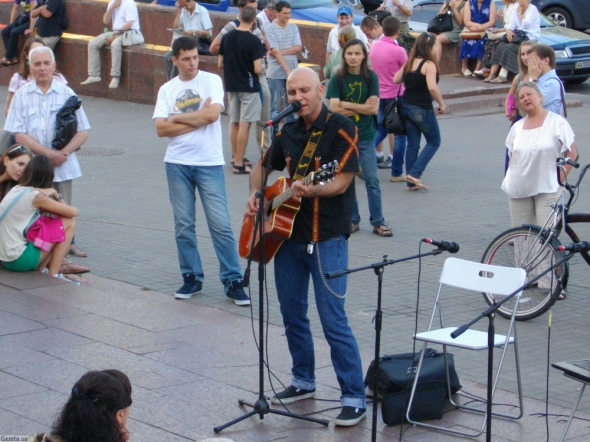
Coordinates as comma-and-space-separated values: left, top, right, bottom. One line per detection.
0, 371, 48, 400
0, 327, 94, 352
0, 407, 48, 436
0, 310, 46, 337
0, 390, 67, 428
0, 342, 56, 369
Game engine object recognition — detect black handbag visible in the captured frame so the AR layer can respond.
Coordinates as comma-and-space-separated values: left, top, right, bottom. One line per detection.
427, 8, 453, 34
197, 36, 211, 56
364, 348, 462, 426
381, 86, 405, 136
502, 29, 529, 44
52, 95, 82, 150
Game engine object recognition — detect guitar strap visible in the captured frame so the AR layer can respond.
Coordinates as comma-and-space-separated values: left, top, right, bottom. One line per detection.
292, 113, 331, 180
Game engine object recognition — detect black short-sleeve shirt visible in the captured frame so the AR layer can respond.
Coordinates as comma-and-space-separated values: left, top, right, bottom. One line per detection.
219, 29, 266, 93
35, 0, 63, 38
265, 104, 359, 242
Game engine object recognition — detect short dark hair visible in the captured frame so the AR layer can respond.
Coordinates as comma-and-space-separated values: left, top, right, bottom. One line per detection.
275, 1, 291, 12
527, 44, 556, 69
238, 0, 256, 8
241, 5, 257, 23
19, 154, 54, 189
360, 16, 379, 30
172, 36, 198, 58
382, 16, 401, 37
51, 370, 133, 442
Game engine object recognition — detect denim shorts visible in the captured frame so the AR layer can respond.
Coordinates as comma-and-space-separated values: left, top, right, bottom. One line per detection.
1, 242, 41, 272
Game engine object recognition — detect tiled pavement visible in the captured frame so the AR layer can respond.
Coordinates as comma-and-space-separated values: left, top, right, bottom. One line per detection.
1, 81, 590, 440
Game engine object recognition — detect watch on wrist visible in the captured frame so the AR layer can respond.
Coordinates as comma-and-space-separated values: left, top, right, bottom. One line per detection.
531, 78, 538, 83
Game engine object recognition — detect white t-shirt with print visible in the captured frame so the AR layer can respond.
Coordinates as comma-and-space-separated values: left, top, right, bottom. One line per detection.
502, 111, 574, 199
153, 71, 225, 166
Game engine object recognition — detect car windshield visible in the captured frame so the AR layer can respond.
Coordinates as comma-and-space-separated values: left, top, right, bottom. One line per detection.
289, 0, 336, 8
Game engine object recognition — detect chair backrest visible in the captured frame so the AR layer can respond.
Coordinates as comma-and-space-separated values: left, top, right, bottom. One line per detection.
439, 257, 527, 296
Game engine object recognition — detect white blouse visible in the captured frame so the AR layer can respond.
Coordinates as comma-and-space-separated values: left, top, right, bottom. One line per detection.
502, 112, 574, 199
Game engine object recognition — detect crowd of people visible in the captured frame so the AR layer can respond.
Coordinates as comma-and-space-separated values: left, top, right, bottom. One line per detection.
0, 0, 581, 433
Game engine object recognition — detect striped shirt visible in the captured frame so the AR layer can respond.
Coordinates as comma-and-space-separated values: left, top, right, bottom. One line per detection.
5, 79, 91, 182
266, 21, 301, 79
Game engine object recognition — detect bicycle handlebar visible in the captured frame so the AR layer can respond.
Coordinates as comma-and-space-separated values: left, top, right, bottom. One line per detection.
557, 157, 580, 169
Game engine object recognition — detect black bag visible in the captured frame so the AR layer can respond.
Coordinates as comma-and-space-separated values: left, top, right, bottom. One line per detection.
427, 8, 453, 34
197, 36, 211, 55
381, 87, 405, 135
364, 349, 462, 426
368, 10, 391, 26
52, 95, 82, 150
397, 31, 417, 55
14, 14, 29, 27
502, 29, 529, 45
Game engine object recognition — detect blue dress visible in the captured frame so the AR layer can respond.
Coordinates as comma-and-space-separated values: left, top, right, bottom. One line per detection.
460, 0, 491, 60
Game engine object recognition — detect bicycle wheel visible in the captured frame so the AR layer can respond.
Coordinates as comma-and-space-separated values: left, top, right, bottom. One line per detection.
481, 226, 567, 321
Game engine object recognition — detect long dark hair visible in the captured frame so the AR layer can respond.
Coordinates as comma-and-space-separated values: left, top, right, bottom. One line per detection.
51, 370, 132, 442
18, 37, 44, 79
0, 144, 32, 200
337, 38, 371, 82
19, 154, 55, 189
403, 32, 440, 76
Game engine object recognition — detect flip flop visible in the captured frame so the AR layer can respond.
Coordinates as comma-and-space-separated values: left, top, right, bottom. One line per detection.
64, 274, 90, 284
69, 245, 88, 257
232, 164, 251, 174
351, 222, 360, 233
1, 58, 18, 67
406, 176, 428, 190
59, 262, 91, 274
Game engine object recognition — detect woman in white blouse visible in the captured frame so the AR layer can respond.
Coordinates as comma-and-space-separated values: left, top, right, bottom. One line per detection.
502, 82, 577, 294
485, 0, 540, 83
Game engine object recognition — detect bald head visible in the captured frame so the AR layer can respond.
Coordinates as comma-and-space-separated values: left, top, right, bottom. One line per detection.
287, 67, 320, 89
286, 67, 324, 125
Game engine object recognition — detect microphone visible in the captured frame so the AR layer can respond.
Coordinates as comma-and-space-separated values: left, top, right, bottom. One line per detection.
265, 100, 302, 127
558, 241, 590, 252
422, 238, 460, 254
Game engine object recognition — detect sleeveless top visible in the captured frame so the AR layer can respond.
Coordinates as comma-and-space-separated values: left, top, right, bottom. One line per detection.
403, 59, 439, 110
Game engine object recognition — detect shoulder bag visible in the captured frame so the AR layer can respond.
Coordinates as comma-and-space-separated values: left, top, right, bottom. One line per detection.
121, 29, 145, 47
381, 85, 405, 135
460, 28, 485, 40
427, 7, 454, 34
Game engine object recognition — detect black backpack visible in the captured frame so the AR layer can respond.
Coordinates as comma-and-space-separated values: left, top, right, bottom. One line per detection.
60, 0, 69, 31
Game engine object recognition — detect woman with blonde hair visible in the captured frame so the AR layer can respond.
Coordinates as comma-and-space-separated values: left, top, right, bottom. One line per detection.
324, 25, 357, 80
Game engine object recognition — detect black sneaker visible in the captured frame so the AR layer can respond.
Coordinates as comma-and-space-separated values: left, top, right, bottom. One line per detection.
376, 155, 385, 164
226, 280, 250, 306
175, 273, 202, 299
270, 385, 315, 404
334, 406, 366, 427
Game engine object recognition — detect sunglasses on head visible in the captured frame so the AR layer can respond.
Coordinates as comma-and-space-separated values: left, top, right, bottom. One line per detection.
8, 145, 30, 156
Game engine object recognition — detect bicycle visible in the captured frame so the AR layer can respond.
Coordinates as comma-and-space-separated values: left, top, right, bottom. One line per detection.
481, 157, 589, 321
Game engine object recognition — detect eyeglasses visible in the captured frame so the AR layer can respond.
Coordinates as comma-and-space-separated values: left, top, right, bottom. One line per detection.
7, 145, 30, 155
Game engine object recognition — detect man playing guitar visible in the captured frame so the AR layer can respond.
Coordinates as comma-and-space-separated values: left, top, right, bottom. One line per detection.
245, 67, 366, 427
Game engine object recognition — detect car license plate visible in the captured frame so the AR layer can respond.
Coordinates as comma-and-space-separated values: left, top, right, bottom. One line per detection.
575, 61, 590, 69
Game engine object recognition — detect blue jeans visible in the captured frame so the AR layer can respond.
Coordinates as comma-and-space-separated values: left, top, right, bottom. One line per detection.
274, 237, 366, 408
353, 139, 384, 227
268, 78, 295, 124
375, 97, 407, 177
165, 163, 243, 292
2, 21, 30, 60
401, 102, 441, 183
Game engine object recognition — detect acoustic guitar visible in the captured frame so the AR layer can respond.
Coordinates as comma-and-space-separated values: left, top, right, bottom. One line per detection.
239, 161, 338, 264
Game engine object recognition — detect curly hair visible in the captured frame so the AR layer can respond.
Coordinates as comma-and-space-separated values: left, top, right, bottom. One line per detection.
51, 370, 132, 442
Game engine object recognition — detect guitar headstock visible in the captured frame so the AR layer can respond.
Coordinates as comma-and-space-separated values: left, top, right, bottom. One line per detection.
311, 161, 338, 185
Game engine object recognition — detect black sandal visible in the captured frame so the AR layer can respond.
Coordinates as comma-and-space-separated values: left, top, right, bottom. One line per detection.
232, 164, 251, 174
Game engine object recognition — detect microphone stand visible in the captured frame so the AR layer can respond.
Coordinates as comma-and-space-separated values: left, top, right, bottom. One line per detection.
451, 251, 575, 442
327, 247, 447, 442
214, 122, 329, 434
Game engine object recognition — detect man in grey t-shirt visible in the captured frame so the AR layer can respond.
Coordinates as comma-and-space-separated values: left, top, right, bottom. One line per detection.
266, 1, 301, 124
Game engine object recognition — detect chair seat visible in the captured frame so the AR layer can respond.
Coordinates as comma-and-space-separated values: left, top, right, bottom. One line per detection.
415, 327, 514, 350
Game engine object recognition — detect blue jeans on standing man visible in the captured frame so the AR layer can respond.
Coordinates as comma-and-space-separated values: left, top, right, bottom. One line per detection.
374, 97, 407, 177
268, 78, 296, 124
274, 236, 366, 409
401, 102, 441, 183
165, 163, 243, 293
353, 139, 385, 227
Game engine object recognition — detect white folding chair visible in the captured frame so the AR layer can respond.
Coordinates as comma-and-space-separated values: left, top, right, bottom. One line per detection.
406, 257, 527, 438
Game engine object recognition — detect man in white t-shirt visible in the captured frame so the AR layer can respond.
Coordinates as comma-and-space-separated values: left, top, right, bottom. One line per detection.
153, 36, 249, 306
81, 0, 142, 89
325, 6, 368, 63
164, 0, 212, 80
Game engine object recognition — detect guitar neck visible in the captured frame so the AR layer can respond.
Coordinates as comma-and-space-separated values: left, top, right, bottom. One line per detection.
271, 173, 314, 211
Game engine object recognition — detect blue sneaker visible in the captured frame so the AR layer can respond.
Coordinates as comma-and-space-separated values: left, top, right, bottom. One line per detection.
175, 273, 202, 299
226, 280, 250, 306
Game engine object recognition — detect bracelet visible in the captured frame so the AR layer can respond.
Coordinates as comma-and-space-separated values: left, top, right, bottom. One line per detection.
56, 193, 63, 201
